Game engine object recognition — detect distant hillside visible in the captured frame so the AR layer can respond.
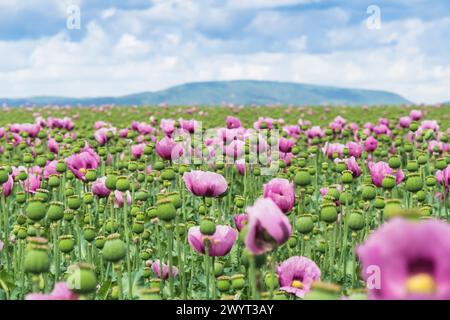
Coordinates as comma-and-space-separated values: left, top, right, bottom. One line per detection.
0, 80, 410, 106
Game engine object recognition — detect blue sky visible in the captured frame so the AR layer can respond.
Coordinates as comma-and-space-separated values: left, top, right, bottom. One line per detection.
0, 0, 449, 103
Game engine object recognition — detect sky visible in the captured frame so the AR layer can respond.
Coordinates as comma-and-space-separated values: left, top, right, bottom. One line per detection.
0, 0, 450, 103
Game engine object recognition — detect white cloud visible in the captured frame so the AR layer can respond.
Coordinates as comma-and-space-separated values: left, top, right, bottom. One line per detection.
0, 2, 449, 103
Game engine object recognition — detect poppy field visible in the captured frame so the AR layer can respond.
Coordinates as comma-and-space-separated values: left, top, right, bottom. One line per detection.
0, 104, 450, 300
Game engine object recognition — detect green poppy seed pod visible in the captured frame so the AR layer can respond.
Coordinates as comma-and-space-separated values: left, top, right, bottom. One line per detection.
132, 221, 145, 234
83, 192, 94, 205
65, 187, 74, 197
143, 145, 153, 155
27, 225, 37, 237
149, 278, 162, 289
127, 162, 138, 172
200, 218, 216, 236
135, 189, 149, 201
406, 161, 419, 172
18, 170, 28, 181
296, 214, 314, 234
83, 226, 96, 242
435, 158, 448, 170
425, 175, 437, 187
404, 142, 413, 153
59, 235, 75, 253
230, 274, 245, 290
303, 282, 341, 300
47, 201, 64, 221
288, 234, 297, 248
417, 154, 427, 165
320, 203, 337, 224
15, 192, 26, 204
341, 170, 353, 184
416, 190, 426, 202
140, 248, 152, 260
102, 233, 127, 262
405, 173, 423, 192
146, 206, 158, 219
156, 199, 177, 222
56, 161, 67, 173
25, 199, 47, 222
66, 263, 97, 294
167, 192, 182, 209
409, 121, 419, 132
316, 239, 327, 253
48, 174, 60, 188
335, 161, 347, 173
63, 209, 75, 222
327, 186, 340, 201
23, 153, 34, 164
142, 266, 152, 278
67, 195, 82, 210
214, 261, 224, 277
24, 237, 50, 274
339, 191, 353, 205
95, 236, 106, 249
294, 169, 311, 187
420, 205, 432, 216
361, 184, 376, 201
105, 220, 119, 233
381, 174, 396, 190
161, 167, 176, 180
383, 199, 402, 220
154, 161, 165, 171
85, 169, 97, 182
17, 226, 28, 239
115, 176, 130, 192
263, 272, 280, 291
140, 287, 162, 300
217, 276, 231, 292
105, 173, 117, 191
388, 156, 401, 169
234, 195, 245, 208
35, 189, 50, 202
374, 196, 385, 209
348, 211, 365, 231
36, 155, 47, 167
